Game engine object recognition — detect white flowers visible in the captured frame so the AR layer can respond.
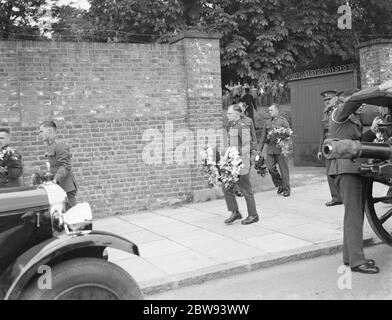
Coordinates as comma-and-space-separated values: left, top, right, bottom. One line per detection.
267, 127, 293, 157
200, 145, 243, 189
200, 145, 220, 187
0, 146, 16, 162
218, 146, 243, 189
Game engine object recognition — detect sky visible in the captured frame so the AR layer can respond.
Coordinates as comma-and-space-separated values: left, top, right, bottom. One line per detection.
55, 0, 91, 10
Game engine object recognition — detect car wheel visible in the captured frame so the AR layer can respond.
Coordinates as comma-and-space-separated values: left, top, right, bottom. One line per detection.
21, 257, 143, 300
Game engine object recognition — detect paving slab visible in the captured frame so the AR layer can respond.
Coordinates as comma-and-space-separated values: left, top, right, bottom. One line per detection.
95, 171, 384, 295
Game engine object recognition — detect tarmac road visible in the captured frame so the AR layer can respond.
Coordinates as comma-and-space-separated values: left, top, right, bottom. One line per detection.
147, 243, 392, 300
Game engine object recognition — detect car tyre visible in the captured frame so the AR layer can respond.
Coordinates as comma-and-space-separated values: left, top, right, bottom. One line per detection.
21, 257, 143, 300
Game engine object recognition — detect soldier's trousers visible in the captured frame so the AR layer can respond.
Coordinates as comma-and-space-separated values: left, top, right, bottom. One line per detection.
66, 190, 77, 210
222, 173, 258, 217
266, 154, 290, 192
335, 174, 367, 268
326, 159, 342, 202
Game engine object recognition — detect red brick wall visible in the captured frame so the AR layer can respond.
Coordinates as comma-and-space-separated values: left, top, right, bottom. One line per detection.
0, 35, 223, 217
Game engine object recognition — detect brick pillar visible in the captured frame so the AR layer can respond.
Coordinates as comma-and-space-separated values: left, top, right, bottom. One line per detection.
170, 32, 223, 197
359, 38, 392, 88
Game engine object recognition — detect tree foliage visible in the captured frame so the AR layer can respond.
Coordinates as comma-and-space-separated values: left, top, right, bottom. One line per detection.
2, 0, 392, 86
0, 0, 47, 39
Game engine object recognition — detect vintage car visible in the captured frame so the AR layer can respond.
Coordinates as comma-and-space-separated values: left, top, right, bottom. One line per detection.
0, 181, 143, 300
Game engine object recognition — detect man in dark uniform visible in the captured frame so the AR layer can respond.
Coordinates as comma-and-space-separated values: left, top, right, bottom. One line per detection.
240, 87, 257, 124
0, 128, 23, 188
39, 121, 77, 209
232, 102, 258, 198
258, 103, 291, 197
317, 90, 343, 206
223, 104, 259, 225
327, 80, 392, 274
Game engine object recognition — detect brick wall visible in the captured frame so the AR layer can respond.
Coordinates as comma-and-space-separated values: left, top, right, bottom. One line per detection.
359, 38, 392, 88
0, 33, 223, 217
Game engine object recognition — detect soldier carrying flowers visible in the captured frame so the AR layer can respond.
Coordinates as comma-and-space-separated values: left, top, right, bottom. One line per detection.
0, 128, 23, 188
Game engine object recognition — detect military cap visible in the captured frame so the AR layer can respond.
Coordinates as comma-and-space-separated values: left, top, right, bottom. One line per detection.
320, 90, 337, 101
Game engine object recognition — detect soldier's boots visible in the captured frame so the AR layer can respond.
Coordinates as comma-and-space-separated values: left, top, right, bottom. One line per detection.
224, 210, 242, 224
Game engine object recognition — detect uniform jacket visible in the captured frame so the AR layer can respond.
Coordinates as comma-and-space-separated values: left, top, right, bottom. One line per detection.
225, 118, 253, 175
328, 86, 387, 175
318, 107, 335, 153
46, 140, 77, 193
258, 116, 290, 155
0, 145, 23, 188
240, 94, 256, 121
240, 114, 257, 152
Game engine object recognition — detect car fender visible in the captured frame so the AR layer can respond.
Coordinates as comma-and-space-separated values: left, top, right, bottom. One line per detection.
2, 230, 139, 300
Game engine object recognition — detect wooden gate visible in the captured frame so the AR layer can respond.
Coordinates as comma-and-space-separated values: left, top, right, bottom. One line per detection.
288, 64, 358, 166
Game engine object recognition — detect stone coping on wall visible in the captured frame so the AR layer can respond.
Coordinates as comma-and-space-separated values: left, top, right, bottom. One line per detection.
357, 37, 392, 49
169, 31, 222, 44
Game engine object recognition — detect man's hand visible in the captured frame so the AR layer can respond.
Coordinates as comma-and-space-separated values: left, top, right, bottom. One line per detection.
379, 80, 392, 92
317, 151, 323, 161
371, 116, 383, 133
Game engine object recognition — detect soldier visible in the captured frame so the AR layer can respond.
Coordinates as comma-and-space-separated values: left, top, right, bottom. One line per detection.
223, 104, 259, 225
258, 103, 291, 197
317, 90, 343, 207
0, 128, 23, 188
38, 121, 77, 209
240, 87, 257, 124
327, 80, 392, 274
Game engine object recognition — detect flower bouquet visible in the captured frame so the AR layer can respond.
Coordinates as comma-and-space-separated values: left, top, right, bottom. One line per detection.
254, 153, 268, 177
200, 145, 220, 188
267, 127, 293, 157
0, 146, 20, 170
217, 146, 243, 190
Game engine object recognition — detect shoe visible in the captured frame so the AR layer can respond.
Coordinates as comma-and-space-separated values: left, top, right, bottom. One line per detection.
241, 215, 259, 225
325, 200, 343, 207
351, 262, 380, 274
224, 211, 242, 224
344, 259, 375, 267
283, 191, 290, 197
277, 186, 283, 195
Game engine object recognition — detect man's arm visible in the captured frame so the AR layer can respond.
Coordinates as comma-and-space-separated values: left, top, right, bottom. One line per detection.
318, 126, 327, 159
336, 82, 392, 121
257, 122, 267, 153
53, 143, 72, 184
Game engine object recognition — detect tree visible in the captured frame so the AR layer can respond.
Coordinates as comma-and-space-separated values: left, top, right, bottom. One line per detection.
50, 0, 392, 85
51, 4, 94, 41
0, 0, 47, 39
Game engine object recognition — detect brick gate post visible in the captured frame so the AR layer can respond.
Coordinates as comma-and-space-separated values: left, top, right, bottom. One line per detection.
359, 38, 392, 88
170, 32, 223, 199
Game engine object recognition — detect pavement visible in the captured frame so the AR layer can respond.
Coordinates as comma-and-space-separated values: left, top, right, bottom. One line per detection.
93, 165, 383, 296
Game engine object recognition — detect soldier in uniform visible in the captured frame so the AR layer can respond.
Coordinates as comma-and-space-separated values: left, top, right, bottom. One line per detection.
327, 80, 392, 274
223, 104, 259, 225
258, 103, 291, 197
39, 121, 77, 209
317, 90, 343, 207
240, 87, 257, 124
0, 128, 23, 188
